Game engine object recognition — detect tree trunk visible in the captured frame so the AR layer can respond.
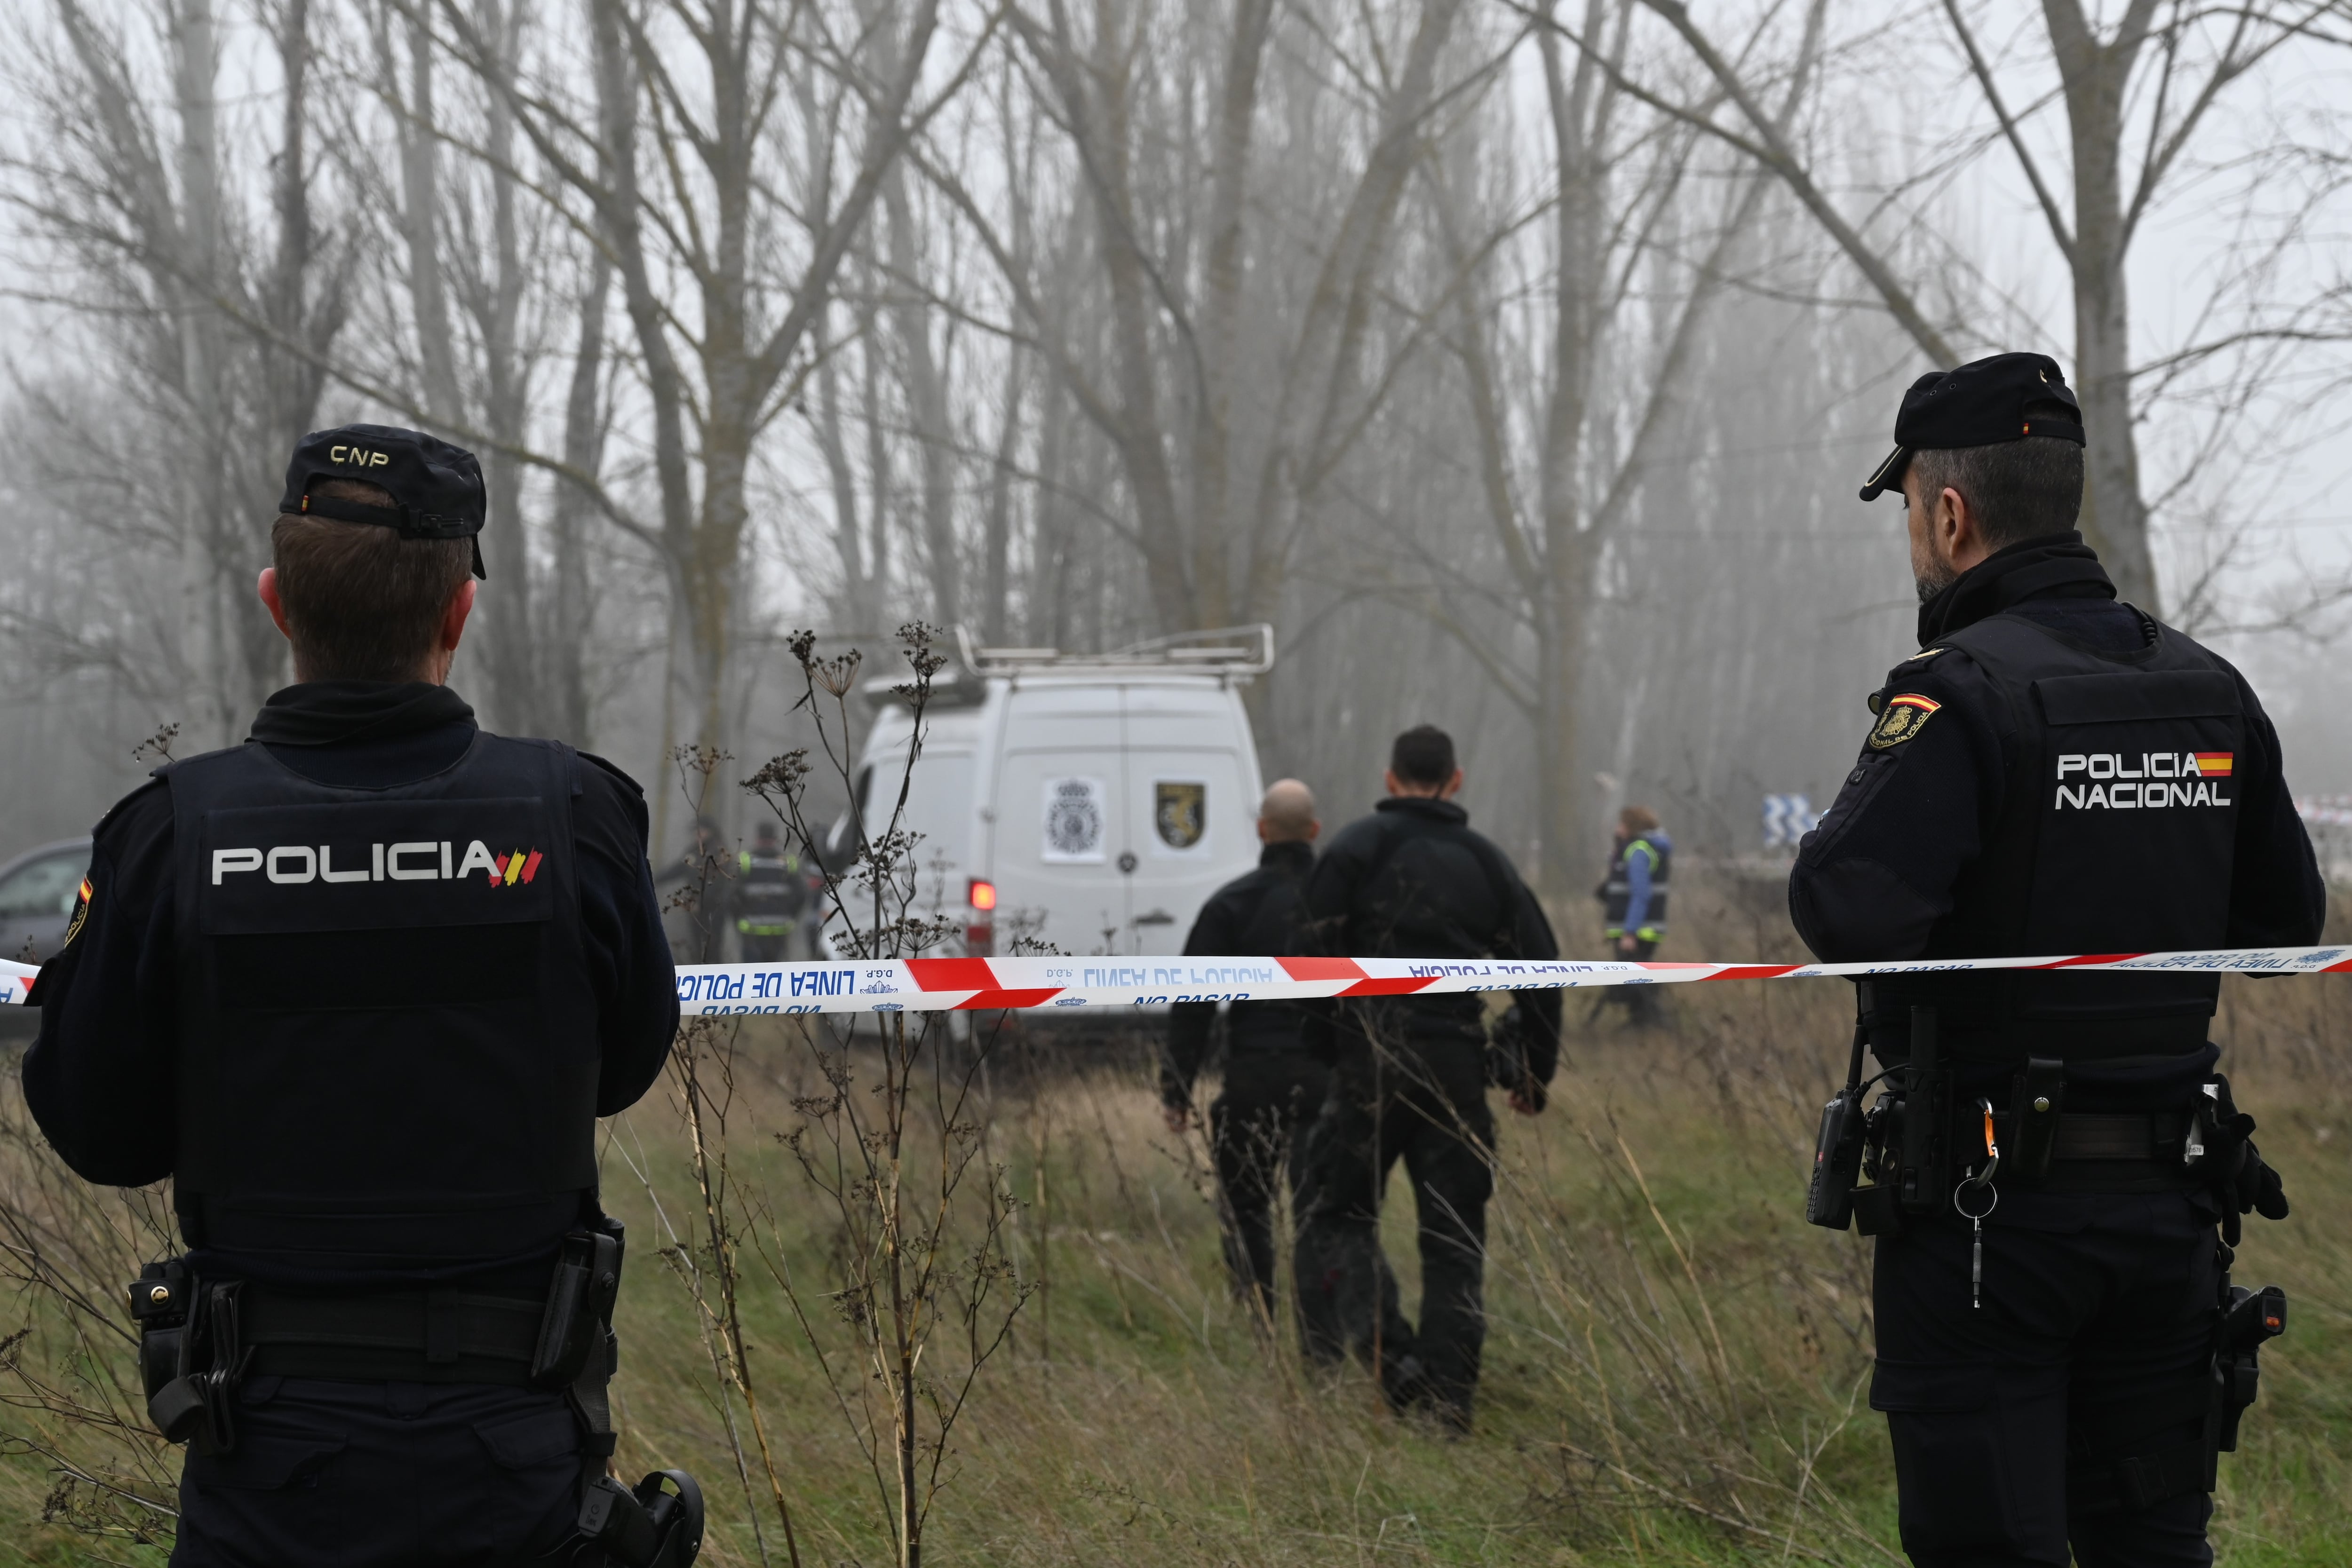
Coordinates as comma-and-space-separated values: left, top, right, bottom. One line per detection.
2046, 1, 2158, 609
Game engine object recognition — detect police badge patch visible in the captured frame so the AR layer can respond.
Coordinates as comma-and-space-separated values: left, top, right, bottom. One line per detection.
63, 878, 92, 948
1868, 694, 1941, 749
1153, 781, 1206, 852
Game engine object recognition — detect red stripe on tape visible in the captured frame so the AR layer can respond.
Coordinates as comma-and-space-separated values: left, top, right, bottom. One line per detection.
1698, 965, 1804, 981
955, 988, 1062, 1011
1338, 977, 1438, 997
2036, 952, 2144, 969
2322, 958, 2352, 973
1279, 956, 1368, 982
906, 958, 999, 990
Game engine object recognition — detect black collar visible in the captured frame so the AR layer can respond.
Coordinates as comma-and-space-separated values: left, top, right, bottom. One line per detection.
1375, 795, 1468, 827
249, 682, 477, 747
1259, 838, 1315, 873
1916, 531, 2115, 645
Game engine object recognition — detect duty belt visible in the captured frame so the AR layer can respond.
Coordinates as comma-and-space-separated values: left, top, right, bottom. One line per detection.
240, 1286, 547, 1385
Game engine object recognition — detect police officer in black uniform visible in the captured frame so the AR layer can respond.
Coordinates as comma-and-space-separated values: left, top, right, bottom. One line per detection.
1793, 355, 2321, 1568
24, 427, 699, 1567
734, 819, 809, 962
1159, 778, 1326, 1324
1293, 726, 1561, 1430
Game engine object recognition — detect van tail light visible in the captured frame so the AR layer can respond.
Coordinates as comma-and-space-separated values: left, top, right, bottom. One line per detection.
965, 924, 993, 956
967, 879, 998, 912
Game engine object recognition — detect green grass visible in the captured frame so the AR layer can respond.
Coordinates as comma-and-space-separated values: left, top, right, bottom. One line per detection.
3, 884, 2349, 1565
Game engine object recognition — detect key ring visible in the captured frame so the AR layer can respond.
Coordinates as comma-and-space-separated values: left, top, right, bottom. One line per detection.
1954, 1172, 1999, 1221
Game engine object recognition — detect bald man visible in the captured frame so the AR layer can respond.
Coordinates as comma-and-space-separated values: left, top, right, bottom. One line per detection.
1161, 779, 1326, 1324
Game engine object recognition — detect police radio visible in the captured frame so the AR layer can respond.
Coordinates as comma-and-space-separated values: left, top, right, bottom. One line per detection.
1805, 1025, 1870, 1230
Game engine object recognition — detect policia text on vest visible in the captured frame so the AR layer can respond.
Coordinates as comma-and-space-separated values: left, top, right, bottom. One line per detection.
22, 426, 700, 1568
1804, 354, 2323, 1568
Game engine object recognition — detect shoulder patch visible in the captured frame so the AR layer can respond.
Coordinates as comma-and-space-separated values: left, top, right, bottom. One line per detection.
1867, 694, 1941, 750
1906, 647, 1947, 663
62, 878, 93, 949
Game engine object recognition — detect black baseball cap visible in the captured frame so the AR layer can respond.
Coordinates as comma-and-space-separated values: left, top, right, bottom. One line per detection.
1859, 352, 2085, 502
279, 424, 489, 578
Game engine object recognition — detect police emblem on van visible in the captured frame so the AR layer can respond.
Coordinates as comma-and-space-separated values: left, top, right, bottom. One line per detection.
1041, 777, 1107, 863
1154, 781, 1206, 851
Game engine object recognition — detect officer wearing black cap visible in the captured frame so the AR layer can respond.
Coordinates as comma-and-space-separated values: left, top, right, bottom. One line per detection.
24, 425, 701, 1566
1794, 355, 2323, 1568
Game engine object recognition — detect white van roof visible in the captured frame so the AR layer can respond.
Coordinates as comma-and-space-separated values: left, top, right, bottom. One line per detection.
862, 624, 1273, 706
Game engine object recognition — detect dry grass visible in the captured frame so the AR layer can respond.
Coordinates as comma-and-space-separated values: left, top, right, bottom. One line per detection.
1, 871, 2347, 1564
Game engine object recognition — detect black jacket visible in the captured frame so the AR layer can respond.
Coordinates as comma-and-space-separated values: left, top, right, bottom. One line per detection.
1160, 839, 1316, 1104
1297, 796, 1562, 1090
24, 682, 678, 1287
1789, 536, 2323, 1107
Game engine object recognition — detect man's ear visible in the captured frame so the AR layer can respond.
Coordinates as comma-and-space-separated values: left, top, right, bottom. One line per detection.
1440, 767, 1465, 801
257, 567, 294, 641
1937, 485, 1976, 554
1307, 819, 1321, 842
440, 579, 478, 654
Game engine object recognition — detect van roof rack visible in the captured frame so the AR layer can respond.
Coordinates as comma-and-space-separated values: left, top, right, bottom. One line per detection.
954, 623, 1274, 677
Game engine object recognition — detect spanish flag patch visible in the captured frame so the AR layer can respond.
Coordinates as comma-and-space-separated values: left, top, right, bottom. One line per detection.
2193, 752, 2234, 778
1867, 693, 1941, 750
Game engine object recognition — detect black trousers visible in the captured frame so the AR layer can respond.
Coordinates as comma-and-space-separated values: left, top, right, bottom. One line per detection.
1872, 1191, 2224, 1568
1592, 936, 1663, 1025
1295, 1041, 1494, 1423
739, 931, 791, 962
173, 1377, 584, 1567
1208, 1048, 1329, 1318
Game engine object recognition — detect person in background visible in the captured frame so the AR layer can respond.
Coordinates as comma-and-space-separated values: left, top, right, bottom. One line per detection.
1160, 779, 1325, 1326
734, 818, 809, 962
1292, 726, 1560, 1432
1593, 805, 1673, 1029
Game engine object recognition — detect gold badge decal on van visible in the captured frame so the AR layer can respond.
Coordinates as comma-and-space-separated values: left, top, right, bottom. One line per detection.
1154, 781, 1206, 850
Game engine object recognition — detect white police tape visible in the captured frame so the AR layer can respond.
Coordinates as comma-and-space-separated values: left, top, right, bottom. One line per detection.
9, 945, 2346, 1015
659, 945, 2352, 1017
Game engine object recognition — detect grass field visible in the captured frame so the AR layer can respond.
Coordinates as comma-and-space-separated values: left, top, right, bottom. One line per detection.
3, 876, 2348, 1565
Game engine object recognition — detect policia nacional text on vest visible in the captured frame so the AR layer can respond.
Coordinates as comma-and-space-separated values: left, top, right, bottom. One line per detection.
1800, 355, 2313, 1564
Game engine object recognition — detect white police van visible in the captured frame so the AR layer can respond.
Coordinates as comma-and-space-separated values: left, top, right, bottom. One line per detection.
831, 627, 1271, 957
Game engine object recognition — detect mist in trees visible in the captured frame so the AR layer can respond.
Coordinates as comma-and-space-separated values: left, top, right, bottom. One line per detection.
3, 0, 2349, 900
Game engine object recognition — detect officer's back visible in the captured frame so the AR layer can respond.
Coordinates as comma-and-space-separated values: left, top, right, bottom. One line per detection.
24, 427, 682, 1567
1302, 729, 1559, 1056
1793, 355, 2322, 1568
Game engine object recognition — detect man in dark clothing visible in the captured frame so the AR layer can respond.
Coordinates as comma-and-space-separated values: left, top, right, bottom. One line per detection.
1293, 726, 1561, 1430
1794, 354, 2322, 1568
735, 818, 810, 962
24, 427, 684, 1567
1160, 778, 1326, 1324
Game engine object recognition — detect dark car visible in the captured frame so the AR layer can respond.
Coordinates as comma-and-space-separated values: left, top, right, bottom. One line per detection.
0, 837, 91, 1042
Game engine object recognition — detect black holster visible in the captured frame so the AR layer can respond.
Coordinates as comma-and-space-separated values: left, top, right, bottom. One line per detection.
129, 1260, 247, 1454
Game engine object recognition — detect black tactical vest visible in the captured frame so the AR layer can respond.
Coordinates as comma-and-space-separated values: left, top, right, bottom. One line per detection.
1863, 610, 2244, 1063
167, 733, 602, 1269
735, 851, 802, 934
1598, 836, 1671, 932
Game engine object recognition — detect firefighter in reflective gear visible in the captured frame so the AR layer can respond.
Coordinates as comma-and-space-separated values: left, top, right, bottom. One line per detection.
1795, 355, 2320, 1568
1293, 726, 1561, 1432
1160, 779, 1326, 1327
735, 819, 809, 961
1593, 805, 1672, 1028
24, 427, 688, 1568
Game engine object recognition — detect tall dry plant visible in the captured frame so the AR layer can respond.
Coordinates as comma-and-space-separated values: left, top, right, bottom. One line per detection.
704, 622, 1033, 1568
